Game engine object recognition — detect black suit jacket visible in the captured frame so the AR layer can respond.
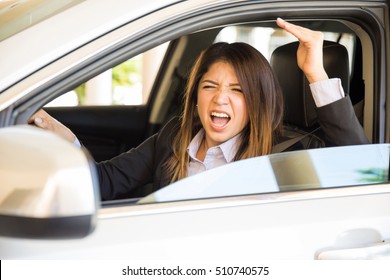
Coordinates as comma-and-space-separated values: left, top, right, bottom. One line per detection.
97, 96, 369, 200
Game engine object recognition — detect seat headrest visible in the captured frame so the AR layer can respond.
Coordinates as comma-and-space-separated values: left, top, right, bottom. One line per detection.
270, 41, 350, 128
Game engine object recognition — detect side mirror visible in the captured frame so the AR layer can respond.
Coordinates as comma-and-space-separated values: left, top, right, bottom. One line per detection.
0, 125, 99, 239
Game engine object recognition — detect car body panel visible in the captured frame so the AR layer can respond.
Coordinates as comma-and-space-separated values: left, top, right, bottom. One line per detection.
0, 0, 181, 93
1, 183, 390, 259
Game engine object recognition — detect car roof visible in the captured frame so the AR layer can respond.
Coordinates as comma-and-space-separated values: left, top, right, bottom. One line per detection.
0, 0, 183, 93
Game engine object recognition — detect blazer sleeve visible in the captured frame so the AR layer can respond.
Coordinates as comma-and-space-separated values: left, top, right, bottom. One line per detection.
97, 133, 158, 200
316, 96, 369, 146
96, 117, 179, 200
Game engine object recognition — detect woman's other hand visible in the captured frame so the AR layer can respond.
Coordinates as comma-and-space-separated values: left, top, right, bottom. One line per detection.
28, 109, 76, 144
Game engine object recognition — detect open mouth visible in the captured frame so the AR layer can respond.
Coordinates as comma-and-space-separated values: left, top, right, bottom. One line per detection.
211, 111, 231, 127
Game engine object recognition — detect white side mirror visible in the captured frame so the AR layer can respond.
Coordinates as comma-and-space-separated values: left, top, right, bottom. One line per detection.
0, 125, 99, 239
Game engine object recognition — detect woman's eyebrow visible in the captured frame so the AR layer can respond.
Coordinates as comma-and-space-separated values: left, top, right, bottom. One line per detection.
201, 80, 241, 87
201, 79, 218, 85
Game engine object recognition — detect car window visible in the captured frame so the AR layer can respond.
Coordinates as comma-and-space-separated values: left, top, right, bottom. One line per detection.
39, 17, 375, 205
45, 43, 169, 107
138, 144, 389, 204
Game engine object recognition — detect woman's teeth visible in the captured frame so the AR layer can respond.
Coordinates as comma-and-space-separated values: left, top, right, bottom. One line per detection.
211, 112, 230, 118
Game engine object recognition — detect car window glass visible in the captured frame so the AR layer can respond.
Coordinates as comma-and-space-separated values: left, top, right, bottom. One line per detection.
138, 144, 389, 204
45, 42, 169, 107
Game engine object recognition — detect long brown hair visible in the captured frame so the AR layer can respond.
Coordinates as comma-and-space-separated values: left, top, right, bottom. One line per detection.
166, 42, 284, 182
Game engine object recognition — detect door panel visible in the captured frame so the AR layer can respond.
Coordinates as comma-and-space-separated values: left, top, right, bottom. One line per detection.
1, 188, 389, 259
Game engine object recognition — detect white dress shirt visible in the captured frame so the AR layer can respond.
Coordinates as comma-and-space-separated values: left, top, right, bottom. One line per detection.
187, 129, 241, 177
310, 78, 344, 107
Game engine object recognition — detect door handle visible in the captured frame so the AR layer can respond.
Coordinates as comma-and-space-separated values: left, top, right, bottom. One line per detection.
316, 241, 390, 259
316, 228, 390, 260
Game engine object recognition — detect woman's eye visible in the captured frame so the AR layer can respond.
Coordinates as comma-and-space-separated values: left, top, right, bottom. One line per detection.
232, 88, 243, 93
203, 85, 215, 89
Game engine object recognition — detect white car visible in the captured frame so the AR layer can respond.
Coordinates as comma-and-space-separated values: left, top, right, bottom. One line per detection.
1, 0, 390, 261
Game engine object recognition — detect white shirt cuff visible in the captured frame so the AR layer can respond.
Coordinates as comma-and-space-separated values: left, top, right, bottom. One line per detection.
309, 78, 345, 107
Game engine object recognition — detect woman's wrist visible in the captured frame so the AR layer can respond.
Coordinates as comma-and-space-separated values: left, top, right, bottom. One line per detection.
306, 69, 329, 84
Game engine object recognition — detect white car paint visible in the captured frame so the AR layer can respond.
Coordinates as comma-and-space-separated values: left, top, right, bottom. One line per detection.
0, 0, 180, 93
1, 183, 390, 259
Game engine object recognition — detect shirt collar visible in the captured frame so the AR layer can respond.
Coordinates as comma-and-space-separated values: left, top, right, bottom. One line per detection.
187, 129, 241, 163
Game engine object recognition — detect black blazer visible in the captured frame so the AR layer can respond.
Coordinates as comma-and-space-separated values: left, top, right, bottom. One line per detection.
97, 96, 369, 200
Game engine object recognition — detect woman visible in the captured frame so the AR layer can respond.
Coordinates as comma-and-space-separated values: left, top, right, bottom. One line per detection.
30, 19, 368, 199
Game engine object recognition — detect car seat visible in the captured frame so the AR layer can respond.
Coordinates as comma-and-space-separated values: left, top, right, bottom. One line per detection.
270, 40, 350, 151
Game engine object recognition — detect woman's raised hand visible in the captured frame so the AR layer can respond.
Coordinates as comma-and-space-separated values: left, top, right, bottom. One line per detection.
276, 18, 328, 83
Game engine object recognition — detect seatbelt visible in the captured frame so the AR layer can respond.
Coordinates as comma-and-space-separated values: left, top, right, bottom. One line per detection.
272, 95, 364, 154
271, 127, 321, 154
353, 99, 364, 125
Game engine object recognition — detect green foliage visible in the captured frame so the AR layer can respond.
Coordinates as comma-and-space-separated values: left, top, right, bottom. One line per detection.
74, 84, 85, 104
112, 55, 142, 88
73, 55, 142, 104
357, 168, 388, 182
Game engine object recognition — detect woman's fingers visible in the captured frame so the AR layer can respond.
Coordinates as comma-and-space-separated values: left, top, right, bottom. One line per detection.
29, 109, 47, 127
276, 18, 322, 43
28, 109, 76, 143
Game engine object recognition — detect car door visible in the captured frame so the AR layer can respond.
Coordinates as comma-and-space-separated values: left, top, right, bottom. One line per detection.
1, 144, 390, 260
0, 0, 390, 260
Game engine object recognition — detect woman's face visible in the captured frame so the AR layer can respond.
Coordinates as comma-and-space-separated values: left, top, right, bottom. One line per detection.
197, 61, 249, 148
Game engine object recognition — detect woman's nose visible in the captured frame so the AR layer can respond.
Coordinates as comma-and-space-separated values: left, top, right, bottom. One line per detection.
213, 87, 229, 105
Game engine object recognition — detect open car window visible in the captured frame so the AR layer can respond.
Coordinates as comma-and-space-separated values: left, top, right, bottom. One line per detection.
138, 144, 389, 204
14, 6, 376, 205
